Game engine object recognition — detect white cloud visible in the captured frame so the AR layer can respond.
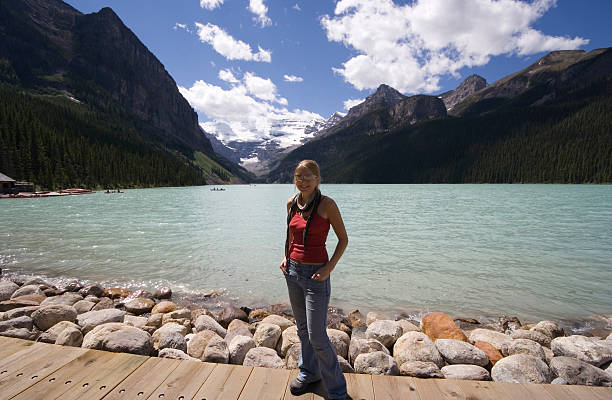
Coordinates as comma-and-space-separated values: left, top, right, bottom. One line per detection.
343, 98, 364, 111
249, 0, 272, 27
321, 0, 589, 93
244, 72, 287, 105
200, 0, 224, 10
219, 69, 239, 83
173, 23, 191, 33
195, 22, 272, 62
180, 73, 323, 146
283, 74, 304, 82
293, 3, 301, 11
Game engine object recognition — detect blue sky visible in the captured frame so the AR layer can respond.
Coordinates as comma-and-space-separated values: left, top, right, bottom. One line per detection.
64, 0, 611, 145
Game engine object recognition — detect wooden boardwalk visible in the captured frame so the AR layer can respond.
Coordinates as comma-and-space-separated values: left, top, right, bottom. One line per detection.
0, 336, 610, 399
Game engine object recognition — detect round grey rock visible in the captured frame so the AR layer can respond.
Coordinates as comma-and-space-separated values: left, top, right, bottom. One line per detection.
435, 338, 489, 367
511, 329, 551, 348
0, 315, 33, 332
124, 297, 155, 315
102, 326, 153, 355
229, 335, 257, 365
194, 315, 227, 337
55, 327, 83, 347
328, 328, 350, 359
366, 320, 403, 348
77, 309, 127, 334
551, 335, 612, 367
399, 361, 443, 378
158, 348, 199, 360
0, 281, 19, 301
349, 338, 389, 365
531, 320, 565, 340
157, 330, 188, 353
469, 329, 512, 350
253, 322, 281, 349
491, 354, 552, 384
393, 331, 444, 368
501, 338, 546, 361
40, 293, 83, 307
11, 284, 44, 299
31, 305, 77, 331
354, 351, 399, 375
550, 356, 612, 387
243, 347, 285, 368
441, 364, 491, 381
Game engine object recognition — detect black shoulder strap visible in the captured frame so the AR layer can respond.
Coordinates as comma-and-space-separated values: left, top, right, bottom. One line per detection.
285, 195, 298, 258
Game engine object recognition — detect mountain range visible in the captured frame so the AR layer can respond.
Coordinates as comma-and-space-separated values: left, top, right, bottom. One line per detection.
1, 0, 610, 187
0, 0, 253, 188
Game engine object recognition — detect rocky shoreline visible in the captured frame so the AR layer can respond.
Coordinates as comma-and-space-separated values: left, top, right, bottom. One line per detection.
1, 276, 611, 388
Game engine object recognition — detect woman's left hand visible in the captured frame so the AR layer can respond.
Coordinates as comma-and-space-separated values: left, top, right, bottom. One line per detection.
312, 264, 333, 281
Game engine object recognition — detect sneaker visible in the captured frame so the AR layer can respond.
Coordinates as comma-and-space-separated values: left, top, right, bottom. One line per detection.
289, 378, 320, 396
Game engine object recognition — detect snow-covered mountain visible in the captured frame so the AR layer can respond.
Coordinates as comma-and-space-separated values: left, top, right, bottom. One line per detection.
204, 112, 345, 175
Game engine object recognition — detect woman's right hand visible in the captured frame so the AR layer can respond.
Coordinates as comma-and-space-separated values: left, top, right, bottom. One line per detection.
280, 257, 288, 274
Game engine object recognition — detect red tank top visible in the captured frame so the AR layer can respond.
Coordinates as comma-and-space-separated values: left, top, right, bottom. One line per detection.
289, 211, 330, 264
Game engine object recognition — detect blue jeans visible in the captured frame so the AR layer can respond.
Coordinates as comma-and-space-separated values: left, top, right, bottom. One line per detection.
285, 259, 347, 400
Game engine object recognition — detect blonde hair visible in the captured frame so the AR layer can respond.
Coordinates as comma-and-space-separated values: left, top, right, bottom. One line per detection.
294, 159, 321, 190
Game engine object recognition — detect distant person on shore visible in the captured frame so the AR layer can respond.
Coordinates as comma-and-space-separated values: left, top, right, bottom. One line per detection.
281, 159, 349, 400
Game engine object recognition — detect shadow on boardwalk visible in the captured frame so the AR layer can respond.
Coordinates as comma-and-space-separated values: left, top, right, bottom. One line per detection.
0, 336, 610, 399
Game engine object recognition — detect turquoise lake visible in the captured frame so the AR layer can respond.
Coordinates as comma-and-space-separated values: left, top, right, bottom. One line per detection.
1, 184, 611, 327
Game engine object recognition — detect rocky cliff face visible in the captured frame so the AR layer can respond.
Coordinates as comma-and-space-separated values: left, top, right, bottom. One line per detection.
0, 0, 213, 155
390, 95, 447, 126
452, 49, 612, 116
439, 75, 487, 111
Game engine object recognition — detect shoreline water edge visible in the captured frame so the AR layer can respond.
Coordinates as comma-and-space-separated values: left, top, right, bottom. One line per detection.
1, 270, 611, 387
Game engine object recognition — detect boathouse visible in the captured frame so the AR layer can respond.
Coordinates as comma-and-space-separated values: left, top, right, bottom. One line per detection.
0, 172, 16, 194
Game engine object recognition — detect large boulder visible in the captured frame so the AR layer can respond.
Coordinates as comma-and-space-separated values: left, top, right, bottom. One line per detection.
285, 343, 301, 369
261, 315, 294, 332
91, 297, 114, 311
188, 330, 222, 360
158, 348, 198, 361
551, 335, 612, 367
421, 312, 468, 342
469, 329, 512, 350
510, 329, 551, 348
225, 325, 253, 346
501, 339, 546, 361
55, 327, 83, 347
152, 322, 189, 345
441, 365, 491, 381
354, 351, 399, 375
77, 309, 126, 333
550, 356, 612, 387
0, 281, 20, 301
157, 329, 188, 353
366, 320, 403, 348
253, 323, 281, 349
366, 312, 389, 326
124, 298, 155, 315
0, 315, 33, 332
218, 306, 248, 328
531, 321, 565, 340
151, 300, 177, 314
434, 338, 489, 367
6, 306, 39, 320
393, 332, 444, 368
82, 323, 128, 349
73, 300, 96, 314
38, 321, 81, 343
398, 320, 420, 334
79, 284, 105, 297
399, 361, 443, 378
280, 325, 300, 357
0, 299, 40, 312
328, 328, 350, 359
229, 335, 257, 365
162, 309, 192, 327
491, 354, 552, 384
40, 293, 83, 307
31, 305, 78, 331
474, 341, 503, 365
349, 338, 389, 365
102, 326, 153, 355
243, 347, 285, 368
204, 335, 230, 363
11, 284, 44, 299
194, 315, 227, 337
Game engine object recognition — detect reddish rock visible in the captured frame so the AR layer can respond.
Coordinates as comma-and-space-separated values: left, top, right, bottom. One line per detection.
421, 312, 468, 342
475, 341, 503, 366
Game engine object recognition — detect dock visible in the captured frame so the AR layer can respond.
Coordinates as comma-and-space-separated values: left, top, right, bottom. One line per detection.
0, 336, 610, 399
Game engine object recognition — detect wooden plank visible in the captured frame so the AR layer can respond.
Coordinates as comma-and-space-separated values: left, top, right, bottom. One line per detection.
0, 344, 87, 398
452, 379, 514, 400
543, 384, 612, 400
238, 366, 291, 400
345, 373, 374, 400
102, 357, 181, 400
0, 341, 50, 370
519, 383, 557, 400
410, 378, 468, 399
194, 363, 253, 400
371, 374, 420, 400
283, 369, 312, 400
56, 352, 148, 400
11, 349, 118, 400
147, 359, 216, 399
0, 337, 36, 359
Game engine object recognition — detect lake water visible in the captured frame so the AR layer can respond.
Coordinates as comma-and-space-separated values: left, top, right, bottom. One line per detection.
1, 184, 611, 327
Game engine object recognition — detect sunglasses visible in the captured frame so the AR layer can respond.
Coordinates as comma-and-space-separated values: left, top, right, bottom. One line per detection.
294, 174, 317, 182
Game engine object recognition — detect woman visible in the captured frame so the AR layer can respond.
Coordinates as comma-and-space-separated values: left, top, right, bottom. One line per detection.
280, 160, 349, 400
